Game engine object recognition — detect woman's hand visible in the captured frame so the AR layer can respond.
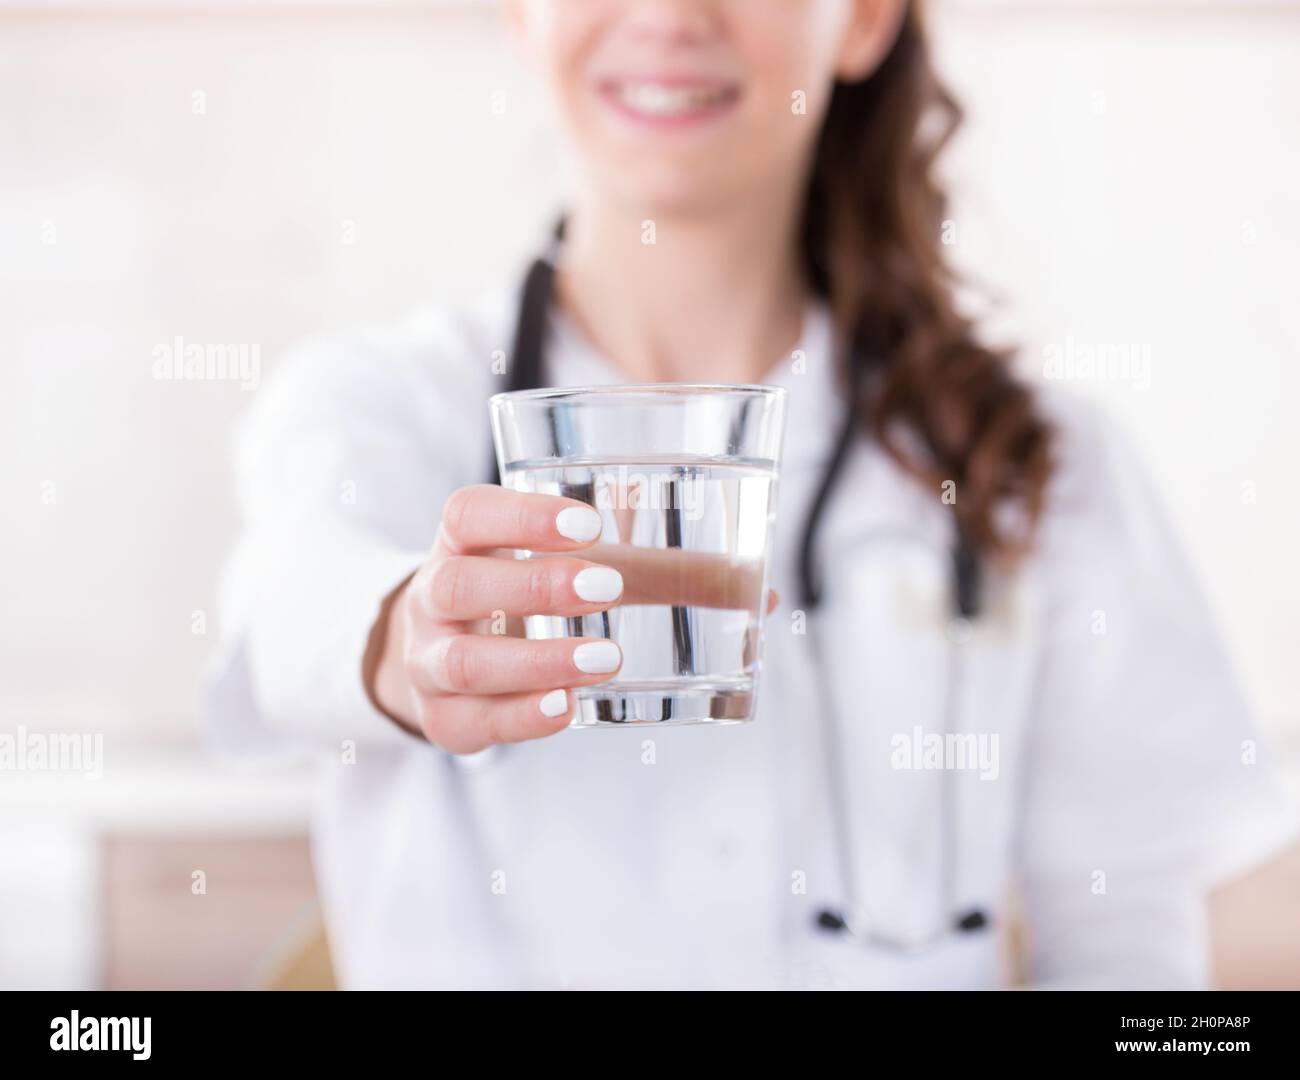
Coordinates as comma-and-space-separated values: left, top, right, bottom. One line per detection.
366, 484, 778, 754
366, 485, 627, 754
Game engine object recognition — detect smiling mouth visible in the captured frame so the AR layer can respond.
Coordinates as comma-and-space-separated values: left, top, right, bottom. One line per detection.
599, 79, 742, 124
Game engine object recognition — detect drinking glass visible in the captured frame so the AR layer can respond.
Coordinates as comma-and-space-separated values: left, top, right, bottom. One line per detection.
490, 384, 786, 727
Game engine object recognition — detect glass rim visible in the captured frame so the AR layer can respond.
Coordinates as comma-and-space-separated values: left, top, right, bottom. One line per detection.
490, 382, 786, 407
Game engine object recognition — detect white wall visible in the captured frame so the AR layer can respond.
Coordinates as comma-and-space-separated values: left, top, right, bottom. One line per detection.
932, 1, 1300, 737
1, 0, 1296, 747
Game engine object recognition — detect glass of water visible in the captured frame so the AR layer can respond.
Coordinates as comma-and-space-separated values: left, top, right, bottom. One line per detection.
490, 384, 787, 727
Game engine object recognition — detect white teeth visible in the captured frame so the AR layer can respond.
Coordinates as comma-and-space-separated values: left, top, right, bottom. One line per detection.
615, 82, 730, 117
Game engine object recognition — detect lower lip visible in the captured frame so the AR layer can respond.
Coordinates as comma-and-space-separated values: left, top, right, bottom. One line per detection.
596, 83, 741, 130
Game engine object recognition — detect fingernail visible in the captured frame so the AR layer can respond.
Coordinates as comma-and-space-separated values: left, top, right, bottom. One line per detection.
556, 506, 603, 543
573, 641, 622, 674
539, 689, 569, 718
572, 566, 624, 603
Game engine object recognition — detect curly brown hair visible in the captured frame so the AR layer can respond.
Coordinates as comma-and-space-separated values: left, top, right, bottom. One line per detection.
801, 3, 1053, 562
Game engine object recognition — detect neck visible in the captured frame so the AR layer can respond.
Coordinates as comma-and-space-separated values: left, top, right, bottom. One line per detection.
556, 187, 810, 384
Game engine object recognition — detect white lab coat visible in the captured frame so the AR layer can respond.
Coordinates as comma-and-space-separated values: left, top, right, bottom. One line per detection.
206, 284, 1295, 990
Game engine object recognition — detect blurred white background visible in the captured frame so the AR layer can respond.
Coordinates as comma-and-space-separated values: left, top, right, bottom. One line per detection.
1, 0, 1297, 988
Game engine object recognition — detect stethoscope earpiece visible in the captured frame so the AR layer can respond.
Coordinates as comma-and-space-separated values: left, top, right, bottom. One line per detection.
814, 906, 990, 947
815, 908, 849, 932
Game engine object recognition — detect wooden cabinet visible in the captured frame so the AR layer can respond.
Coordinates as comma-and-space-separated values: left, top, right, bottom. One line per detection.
101, 834, 322, 990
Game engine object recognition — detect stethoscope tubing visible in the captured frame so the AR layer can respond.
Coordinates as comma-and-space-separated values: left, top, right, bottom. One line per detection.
479, 229, 990, 951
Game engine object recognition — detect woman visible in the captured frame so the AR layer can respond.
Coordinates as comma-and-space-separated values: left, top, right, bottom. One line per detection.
208, 0, 1292, 989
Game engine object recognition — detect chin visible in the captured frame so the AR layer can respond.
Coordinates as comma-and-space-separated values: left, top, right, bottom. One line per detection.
599, 165, 743, 223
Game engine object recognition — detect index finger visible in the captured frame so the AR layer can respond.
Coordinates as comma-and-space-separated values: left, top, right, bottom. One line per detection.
437, 485, 605, 556
585, 543, 765, 610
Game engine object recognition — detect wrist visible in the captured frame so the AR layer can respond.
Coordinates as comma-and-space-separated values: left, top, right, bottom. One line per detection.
362, 572, 422, 737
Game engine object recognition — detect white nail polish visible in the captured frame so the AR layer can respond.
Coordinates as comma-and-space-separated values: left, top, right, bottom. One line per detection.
572, 566, 624, 603
555, 506, 603, 543
539, 689, 569, 718
573, 641, 622, 674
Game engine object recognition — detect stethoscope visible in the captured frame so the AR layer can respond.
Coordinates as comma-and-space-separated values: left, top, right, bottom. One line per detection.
486, 222, 990, 953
